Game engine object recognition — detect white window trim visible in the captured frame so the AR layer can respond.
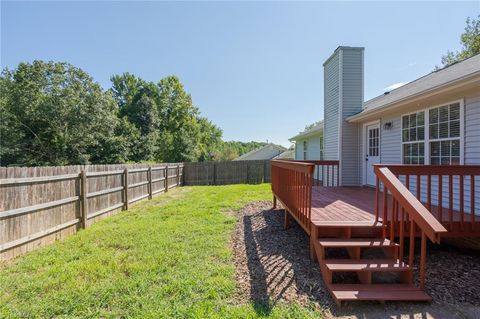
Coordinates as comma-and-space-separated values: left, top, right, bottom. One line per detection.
400, 99, 464, 165
362, 119, 381, 185
401, 110, 426, 164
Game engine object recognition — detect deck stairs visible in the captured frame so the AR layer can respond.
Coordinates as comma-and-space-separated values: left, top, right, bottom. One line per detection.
312, 221, 432, 306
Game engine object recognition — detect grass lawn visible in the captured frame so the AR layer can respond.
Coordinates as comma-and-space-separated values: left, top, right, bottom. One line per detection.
0, 185, 323, 319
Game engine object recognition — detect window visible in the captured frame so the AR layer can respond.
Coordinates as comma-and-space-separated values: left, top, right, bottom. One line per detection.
401, 101, 463, 165
319, 136, 324, 160
429, 103, 461, 165
368, 127, 379, 157
303, 141, 307, 160
402, 111, 425, 164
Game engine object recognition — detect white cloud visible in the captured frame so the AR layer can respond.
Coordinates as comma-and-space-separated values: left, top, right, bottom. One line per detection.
384, 82, 406, 92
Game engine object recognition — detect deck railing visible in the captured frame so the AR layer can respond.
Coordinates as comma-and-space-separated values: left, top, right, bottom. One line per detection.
293, 160, 340, 186
271, 160, 340, 234
376, 165, 480, 235
271, 160, 315, 234
374, 165, 451, 289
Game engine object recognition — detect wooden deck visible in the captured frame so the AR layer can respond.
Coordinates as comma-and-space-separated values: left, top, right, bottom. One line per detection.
271, 160, 480, 305
311, 186, 480, 236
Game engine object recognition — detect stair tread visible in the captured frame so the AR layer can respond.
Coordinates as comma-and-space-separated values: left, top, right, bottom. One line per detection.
318, 238, 398, 248
327, 284, 431, 301
323, 259, 411, 271
313, 220, 383, 227
319, 238, 395, 247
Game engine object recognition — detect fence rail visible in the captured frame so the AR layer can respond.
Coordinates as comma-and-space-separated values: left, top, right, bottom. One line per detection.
0, 160, 272, 261
183, 160, 271, 185
0, 163, 183, 261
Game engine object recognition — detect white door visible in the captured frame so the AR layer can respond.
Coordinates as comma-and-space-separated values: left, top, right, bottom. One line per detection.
365, 123, 380, 186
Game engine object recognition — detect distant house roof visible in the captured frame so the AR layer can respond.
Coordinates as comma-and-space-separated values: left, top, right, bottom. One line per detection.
273, 149, 295, 160
289, 121, 324, 142
234, 143, 286, 161
348, 53, 480, 122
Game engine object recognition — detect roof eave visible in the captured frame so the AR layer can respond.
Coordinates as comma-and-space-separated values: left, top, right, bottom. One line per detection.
347, 71, 480, 123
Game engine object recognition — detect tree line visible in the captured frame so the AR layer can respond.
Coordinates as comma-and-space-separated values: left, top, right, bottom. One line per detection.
0, 61, 265, 166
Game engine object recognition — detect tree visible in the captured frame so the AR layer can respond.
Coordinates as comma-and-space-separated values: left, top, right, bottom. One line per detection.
0, 61, 128, 166
440, 15, 480, 67
156, 76, 202, 162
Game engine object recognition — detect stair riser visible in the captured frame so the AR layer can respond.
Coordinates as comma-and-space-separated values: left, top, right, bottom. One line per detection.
316, 227, 383, 238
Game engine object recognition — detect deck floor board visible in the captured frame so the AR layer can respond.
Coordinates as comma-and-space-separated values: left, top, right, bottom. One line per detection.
310, 186, 477, 229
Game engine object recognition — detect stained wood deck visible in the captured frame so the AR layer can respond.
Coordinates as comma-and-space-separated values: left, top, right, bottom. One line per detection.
310, 186, 479, 236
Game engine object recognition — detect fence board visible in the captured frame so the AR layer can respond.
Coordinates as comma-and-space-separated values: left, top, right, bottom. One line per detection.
0, 163, 182, 261
0, 160, 270, 261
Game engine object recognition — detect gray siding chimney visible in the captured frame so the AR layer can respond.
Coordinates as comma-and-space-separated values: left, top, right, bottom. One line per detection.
323, 46, 364, 186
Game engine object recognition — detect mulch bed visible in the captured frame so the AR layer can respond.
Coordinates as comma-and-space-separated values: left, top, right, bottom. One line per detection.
231, 201, 480, 317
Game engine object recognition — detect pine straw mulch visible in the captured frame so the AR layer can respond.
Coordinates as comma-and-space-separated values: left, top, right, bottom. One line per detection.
230, 201, 480, 319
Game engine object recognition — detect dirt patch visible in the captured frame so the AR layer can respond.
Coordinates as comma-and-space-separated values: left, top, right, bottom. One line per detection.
231, 201, 480, 319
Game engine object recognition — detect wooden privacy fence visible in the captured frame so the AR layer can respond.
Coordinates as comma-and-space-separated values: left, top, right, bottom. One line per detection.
0, 163, 183, 261
183, 160, 271, 185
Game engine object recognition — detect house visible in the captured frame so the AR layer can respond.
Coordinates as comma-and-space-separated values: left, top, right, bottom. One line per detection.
289, 121, 323, 160
275, 47, 480, 305
234, 143, 286, 161
292, 47, 480, 187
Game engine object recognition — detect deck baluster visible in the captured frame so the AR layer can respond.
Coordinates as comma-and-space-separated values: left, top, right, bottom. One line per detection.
399, 207, 405, 262
460, 174, 464, 231
438, 175, 443, 222
375, 177, 380, 222
449, 174, 453, 230
382, 184, 388, 239
419, 232, 427, 289
471, 175, 475, 231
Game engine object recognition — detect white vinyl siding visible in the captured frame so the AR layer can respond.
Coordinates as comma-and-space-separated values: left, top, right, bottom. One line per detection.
363, 94, 479, 215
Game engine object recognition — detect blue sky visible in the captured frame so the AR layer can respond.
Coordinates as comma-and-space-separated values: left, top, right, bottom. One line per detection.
2, 1, 478, 146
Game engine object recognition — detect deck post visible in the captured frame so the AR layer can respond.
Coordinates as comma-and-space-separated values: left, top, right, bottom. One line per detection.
273, 195, 277, 209
310, 226, 318, 262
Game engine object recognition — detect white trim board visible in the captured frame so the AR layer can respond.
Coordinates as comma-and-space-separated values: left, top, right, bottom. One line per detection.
361, 119, 381, 186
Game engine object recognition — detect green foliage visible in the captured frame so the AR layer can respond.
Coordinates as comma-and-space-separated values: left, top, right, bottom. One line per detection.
0, 61, 129, 166
1, 62, 265, 166
0, 185, 323, 318
440, 15, 480, 67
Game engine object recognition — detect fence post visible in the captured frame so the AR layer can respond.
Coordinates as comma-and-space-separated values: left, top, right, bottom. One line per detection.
148, 166, 152, 199
79, 170, 88, 229
246, 163, 250, 184
165, 166, 169, 192
123, 168, 129, 210
213, 162, 217, 185
177, 165, 180, 187
263, 160, 267, 183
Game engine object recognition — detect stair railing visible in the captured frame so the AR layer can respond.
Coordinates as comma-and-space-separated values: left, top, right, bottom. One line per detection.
271, 160, 315, 234
374, 165, 448, 289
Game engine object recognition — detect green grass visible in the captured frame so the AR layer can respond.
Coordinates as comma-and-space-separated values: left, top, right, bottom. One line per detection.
0, 185, 323, 319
